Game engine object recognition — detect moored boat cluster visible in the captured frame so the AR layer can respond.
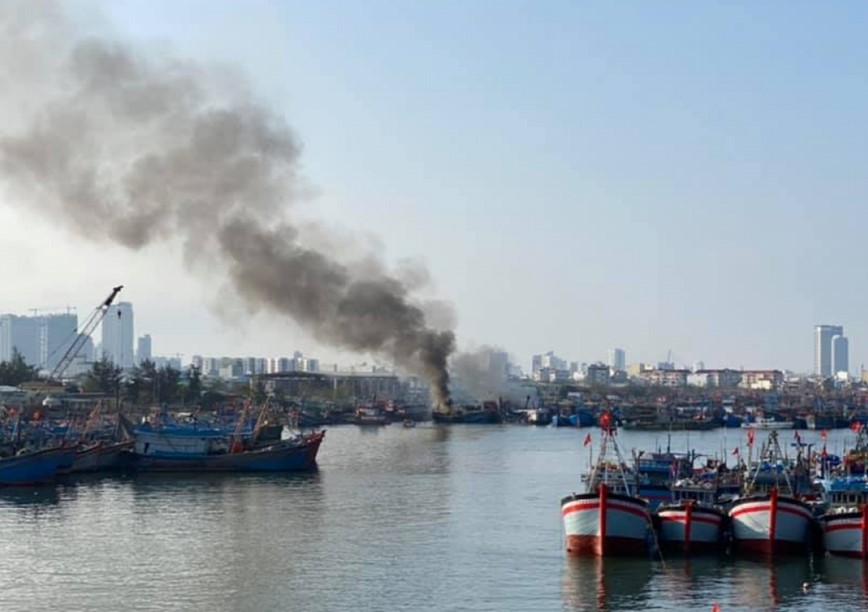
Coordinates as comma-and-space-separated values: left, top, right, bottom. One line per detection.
0, 401, 324, 486
561, 415, 868, 560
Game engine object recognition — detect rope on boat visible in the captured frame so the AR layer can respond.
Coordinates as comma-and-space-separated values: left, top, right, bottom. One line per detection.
649, 520, 667, 569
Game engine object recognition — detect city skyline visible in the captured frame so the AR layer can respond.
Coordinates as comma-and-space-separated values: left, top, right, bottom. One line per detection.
1, 299, 858, 378
1, 2, 867, 377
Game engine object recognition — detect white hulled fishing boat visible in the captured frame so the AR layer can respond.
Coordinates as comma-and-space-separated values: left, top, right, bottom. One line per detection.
561, 412, 655, 557
728, 430, 814, 556
818, 427, 868, 558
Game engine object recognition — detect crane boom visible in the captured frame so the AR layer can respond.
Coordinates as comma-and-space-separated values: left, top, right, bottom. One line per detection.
48, 285, 124, 382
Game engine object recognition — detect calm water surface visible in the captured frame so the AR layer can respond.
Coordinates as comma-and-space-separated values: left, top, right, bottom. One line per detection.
0, 425, 866, 611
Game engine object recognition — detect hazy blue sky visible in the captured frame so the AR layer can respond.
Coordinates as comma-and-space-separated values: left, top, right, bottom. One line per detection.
2, 1, 867, 373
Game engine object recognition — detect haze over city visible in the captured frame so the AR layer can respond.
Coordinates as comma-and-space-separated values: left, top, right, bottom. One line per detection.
1, 1, 866, 374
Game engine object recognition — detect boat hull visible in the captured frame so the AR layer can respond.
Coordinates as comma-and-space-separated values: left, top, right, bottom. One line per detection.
354, 417, 389, 426
63, 441, 135, 474
127, 433, 324, 473
729, 493, 813, 555
0, 447, 67, 486
656, 502, 726, 553
432, 411, 501, 424
741, 421, 793, 430
561, 488, 654, 557
821, 509, 868, 558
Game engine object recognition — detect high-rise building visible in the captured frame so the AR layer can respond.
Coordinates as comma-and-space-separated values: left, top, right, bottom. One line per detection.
0, 313, 78, 371
531, 351, 566, 374
101, 302, 135, 369
832, 334, 849, 376
136, 334, 152, 364
0, 315, 40, 365
39, 313, 78, 372
814, 324, 844, 377
608, 348, 626, 372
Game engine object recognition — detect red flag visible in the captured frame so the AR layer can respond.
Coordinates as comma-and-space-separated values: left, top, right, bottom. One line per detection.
731, 447, 740, 456
747, 429, 755, 446
820, 429, 828, 441
852, 421, 864, 432
821, 444, 828, 458
583, 432, 592, 447
794, 431, 801, 443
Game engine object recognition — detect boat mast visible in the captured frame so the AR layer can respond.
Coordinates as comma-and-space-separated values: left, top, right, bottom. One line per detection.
587, 411, 632, 495
744, 430, 794, 496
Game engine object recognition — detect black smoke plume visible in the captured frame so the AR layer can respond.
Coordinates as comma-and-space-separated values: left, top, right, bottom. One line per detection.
0, 2, 455, 404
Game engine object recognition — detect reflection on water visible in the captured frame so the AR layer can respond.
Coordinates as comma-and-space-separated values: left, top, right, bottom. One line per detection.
728, 558, 816, 610
816, 556, 868, 609
561, 557, 655, 611
560, 554, 849, 612
2, 426, 868, 611
0, 485, 60, 509
655, 555, 868, 611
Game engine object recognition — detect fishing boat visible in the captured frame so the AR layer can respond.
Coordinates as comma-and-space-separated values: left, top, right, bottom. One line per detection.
354, 405, 389, 426
817, 477, 868, 558
655, 469, 731, 553
817, 427, 868, 558
432, 401, 502, 424
126, 426, 324, 473
655, 500, 727, 554
631, 447, 694, 510
125, 400, 325, 473
525, 407, 552, 426
741, 417, 793, 430
552, 410, 596, 428
728, 431, 814, 555
561, 412, 656, 557
0, 446, 68, 486
61, 439, 135, 474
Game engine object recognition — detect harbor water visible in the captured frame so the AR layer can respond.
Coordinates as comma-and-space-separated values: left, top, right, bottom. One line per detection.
0, 425, 866, 611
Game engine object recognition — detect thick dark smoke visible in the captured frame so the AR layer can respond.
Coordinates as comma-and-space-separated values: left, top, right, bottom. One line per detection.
0, 2, 455, 404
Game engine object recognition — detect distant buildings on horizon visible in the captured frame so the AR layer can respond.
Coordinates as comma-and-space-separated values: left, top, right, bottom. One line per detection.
530, 323, 856, 388
0, 311, 82, 373
0, 302, 861, 387
814, 324, 848, 378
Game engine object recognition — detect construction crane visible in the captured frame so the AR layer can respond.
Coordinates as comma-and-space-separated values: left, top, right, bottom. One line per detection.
46, 285, 124, 383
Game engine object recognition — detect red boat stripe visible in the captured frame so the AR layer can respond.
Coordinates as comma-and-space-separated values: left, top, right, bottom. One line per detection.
825, 522, 864, 533
730, 504, 812, 522
562, 502, 649, 521
862, 505, 868, 556
659, 514, 721, 526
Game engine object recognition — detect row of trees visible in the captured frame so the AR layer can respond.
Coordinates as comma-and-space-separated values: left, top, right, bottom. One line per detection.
83, 358, 204, 406
0, 350, 38, 387
2, 351, 256, 409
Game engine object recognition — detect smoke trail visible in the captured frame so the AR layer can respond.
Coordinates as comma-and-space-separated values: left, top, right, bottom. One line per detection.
450, 346, 532, 404
0, 2, 455, 404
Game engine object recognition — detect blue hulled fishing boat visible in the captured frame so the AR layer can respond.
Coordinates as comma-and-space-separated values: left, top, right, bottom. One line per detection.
0, 446, 68, 486
125, 425, 324, 472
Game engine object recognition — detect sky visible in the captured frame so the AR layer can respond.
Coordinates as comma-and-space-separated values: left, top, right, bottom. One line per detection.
1, 1, 867, 374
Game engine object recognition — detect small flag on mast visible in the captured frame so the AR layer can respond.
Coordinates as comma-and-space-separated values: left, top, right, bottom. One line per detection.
583, 432, 592, 447
731, 447, 740, 456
